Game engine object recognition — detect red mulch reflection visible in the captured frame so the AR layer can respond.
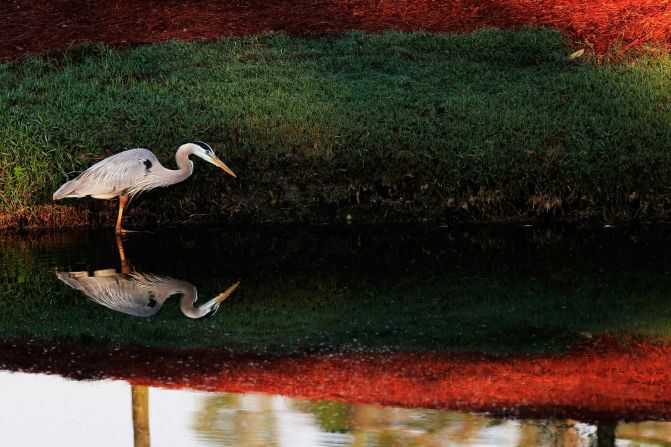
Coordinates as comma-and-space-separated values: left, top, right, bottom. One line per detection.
0, 336, 670, 421
1, 0, 670, 60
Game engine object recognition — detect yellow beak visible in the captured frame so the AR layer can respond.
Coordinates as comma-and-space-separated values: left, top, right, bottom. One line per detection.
209, 153, 237, 178
213, 280, 241, 304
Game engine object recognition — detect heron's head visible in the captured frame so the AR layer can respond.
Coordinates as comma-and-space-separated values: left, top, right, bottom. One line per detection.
182, 280, 240, 320
186, 141, 236, 178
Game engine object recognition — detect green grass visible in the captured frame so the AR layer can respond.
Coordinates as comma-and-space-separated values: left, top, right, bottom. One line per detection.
2, 227, 671, 355
1, 29, 671, 226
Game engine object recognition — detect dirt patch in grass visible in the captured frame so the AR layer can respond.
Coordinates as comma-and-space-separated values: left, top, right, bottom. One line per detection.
0, 204, 89, 230
2, 0, 670, 60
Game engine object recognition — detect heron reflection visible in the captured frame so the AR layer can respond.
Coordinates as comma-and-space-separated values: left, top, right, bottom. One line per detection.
56, 237, 239, 319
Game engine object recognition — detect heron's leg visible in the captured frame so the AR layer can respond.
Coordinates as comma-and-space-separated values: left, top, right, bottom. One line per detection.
115, 235, 131, 274
115, 194, 129, 235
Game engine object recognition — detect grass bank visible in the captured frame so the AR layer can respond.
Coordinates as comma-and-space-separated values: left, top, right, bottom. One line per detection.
1, 29, 671, 228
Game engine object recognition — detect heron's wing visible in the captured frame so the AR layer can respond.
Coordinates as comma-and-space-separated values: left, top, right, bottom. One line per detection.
53, 148, 159, 200
55, 270, 177, 317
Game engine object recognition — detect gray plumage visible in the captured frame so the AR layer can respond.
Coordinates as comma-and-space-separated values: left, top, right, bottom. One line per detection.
53, 149, 168, 200
56, 269, 239, 319
52, 142, 236, 233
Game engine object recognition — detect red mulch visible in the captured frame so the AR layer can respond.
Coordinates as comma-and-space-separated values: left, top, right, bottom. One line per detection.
1, 337, 670, 421
1, 0, 670, 61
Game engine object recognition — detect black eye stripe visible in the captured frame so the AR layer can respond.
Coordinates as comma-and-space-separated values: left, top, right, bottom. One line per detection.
191, 141, 213, 153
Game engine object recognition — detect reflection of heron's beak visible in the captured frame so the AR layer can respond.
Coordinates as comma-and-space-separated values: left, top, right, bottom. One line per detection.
208, 153, 237, 178
214, 281, 240, 304
195, 281, 240, 319
198, 280, 241, 314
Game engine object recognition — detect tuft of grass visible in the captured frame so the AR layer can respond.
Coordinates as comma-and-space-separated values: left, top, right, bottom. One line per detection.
1, 28, 671, 226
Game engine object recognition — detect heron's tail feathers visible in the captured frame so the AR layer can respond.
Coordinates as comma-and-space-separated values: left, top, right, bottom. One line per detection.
53, 177, 87, 200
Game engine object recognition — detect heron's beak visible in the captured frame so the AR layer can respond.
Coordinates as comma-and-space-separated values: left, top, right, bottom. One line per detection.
214, 281, 240, 304
198, 281, 240, 316
208, 153, 237, 178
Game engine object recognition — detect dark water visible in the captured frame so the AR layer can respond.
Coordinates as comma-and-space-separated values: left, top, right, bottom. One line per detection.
1, 225, 671, 446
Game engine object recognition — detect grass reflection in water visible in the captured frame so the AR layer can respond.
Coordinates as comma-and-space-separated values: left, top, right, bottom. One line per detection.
1, 226, 670, 354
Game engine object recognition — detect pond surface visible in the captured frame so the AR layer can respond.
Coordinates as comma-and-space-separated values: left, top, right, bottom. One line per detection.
1, 225, 671, 445
1, 370, 670, 447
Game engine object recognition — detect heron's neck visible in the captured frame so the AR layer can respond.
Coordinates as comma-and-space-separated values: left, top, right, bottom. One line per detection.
178, 285, 210, 319
161, 146, 195, 186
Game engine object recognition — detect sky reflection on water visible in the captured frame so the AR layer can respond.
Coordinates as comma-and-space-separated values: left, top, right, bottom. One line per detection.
1, 370, 669, 447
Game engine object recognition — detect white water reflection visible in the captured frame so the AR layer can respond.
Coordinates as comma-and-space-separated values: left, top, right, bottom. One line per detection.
0, 371, 132, 447
0, 370, 669, 447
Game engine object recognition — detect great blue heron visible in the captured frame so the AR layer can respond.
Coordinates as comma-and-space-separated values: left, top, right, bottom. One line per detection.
55, 236, 240, 319
57, 270, 239, 318
53, 141, 236, 234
